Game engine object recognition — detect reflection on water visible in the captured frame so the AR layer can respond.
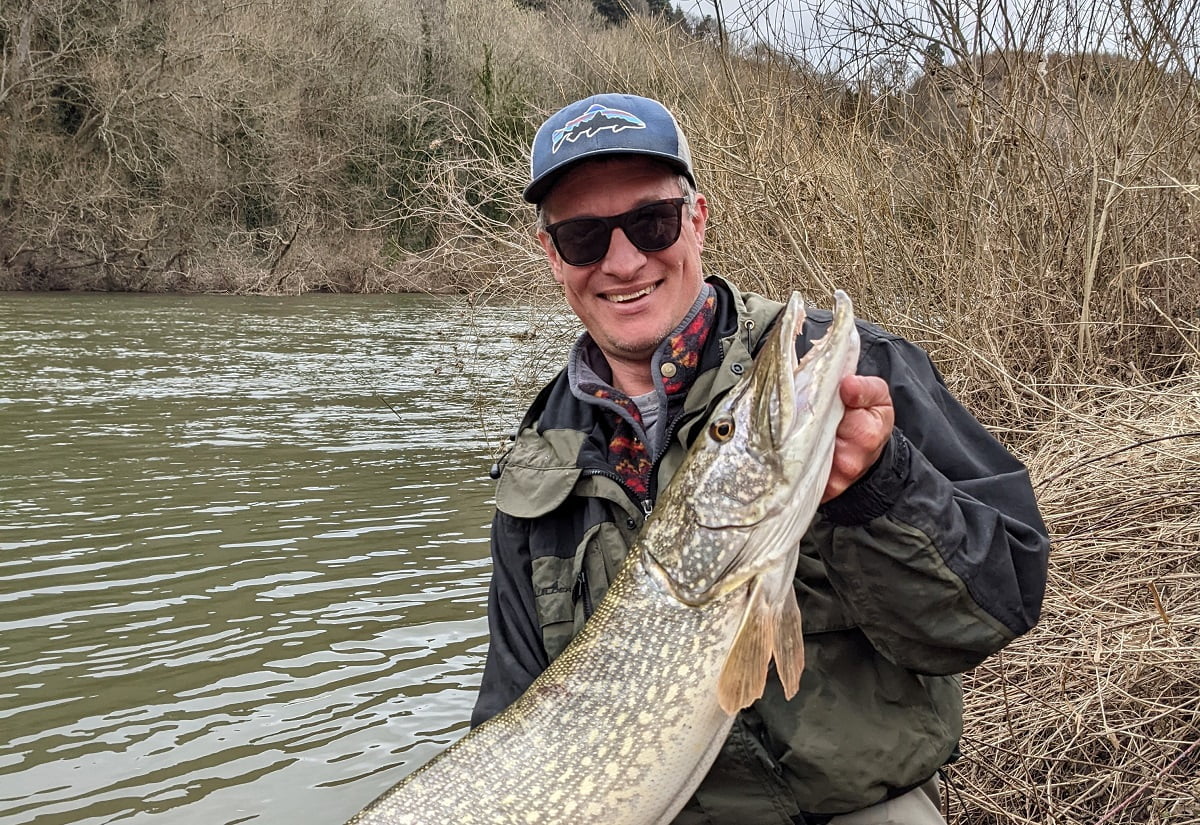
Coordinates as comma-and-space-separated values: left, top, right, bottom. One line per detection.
0, 292, 569, 824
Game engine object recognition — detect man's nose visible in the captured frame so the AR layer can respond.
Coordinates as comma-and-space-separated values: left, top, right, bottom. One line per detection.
599, 226, 646, 277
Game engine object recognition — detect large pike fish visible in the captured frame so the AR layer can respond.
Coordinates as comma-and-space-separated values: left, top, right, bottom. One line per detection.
346, 291, 860, 825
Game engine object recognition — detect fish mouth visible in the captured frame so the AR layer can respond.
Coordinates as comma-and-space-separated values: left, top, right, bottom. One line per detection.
774, 290, 860, 448
752, 292, 808, 451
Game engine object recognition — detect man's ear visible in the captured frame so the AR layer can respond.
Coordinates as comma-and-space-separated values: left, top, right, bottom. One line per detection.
691, 193, 709, 249
538, 230, 566, 285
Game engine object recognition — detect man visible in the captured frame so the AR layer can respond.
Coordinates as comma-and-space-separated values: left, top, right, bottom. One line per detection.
472, 93, 1050, 825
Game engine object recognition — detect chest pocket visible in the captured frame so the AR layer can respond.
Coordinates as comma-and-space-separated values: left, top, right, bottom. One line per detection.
530, 518, 635, 661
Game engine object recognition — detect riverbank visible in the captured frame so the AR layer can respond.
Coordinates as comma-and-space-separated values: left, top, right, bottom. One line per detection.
0, 234, 501, 296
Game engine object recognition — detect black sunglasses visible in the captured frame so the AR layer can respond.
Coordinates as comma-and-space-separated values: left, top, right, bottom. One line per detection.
544, 197, 688, 267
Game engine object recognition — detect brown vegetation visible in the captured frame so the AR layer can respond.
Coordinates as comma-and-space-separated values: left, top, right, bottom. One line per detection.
3, 0, 1198, 821
0, 0, 520, 292
957, 384, 1200, 823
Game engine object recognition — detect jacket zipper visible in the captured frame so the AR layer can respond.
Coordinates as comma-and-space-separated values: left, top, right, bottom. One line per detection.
582, 467, 650, 519
643, 408, 698, 517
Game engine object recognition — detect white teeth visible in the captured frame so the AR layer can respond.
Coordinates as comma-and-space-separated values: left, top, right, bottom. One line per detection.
607, 285, 655, 303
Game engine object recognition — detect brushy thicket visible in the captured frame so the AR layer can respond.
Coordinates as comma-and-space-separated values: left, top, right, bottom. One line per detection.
0, 0, 527, 292
4, 0, 1200, 822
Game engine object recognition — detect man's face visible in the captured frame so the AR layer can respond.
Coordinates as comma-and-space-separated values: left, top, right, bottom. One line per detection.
538, 157, 708, 379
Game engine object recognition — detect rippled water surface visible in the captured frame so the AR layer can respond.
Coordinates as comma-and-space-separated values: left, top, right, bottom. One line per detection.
0, 292, 567, 825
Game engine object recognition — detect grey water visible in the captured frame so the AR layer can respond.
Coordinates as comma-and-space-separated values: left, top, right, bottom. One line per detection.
0, 292, 569, 825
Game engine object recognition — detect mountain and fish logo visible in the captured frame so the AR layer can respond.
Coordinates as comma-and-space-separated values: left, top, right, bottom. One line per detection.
550, 104, 647, 153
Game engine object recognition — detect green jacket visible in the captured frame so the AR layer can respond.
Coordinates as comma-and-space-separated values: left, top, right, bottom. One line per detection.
472, 276, 1050, 821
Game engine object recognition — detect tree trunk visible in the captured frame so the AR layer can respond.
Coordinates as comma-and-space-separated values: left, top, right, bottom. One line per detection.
1, 9, 34, 207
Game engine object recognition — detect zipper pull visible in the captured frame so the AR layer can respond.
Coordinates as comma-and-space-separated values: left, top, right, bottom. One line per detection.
573, 568, 594, 619
641, 498, 654, 520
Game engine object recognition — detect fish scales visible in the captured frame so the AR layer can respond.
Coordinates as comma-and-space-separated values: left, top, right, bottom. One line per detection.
345, 290, 861, 825
355, 567, 741, 823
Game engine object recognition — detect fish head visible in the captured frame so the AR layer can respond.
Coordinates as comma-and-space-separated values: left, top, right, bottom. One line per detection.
645, 290, 860, 605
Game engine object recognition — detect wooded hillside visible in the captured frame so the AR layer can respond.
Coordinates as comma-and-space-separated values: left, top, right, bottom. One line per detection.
0, 0, 701, 292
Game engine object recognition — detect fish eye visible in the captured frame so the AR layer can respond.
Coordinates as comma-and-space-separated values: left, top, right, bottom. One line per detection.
708, 417, 735, 442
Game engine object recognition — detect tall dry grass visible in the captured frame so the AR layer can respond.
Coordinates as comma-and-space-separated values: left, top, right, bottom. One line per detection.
413, 3, 1200, 822
951, 395, 1200, 823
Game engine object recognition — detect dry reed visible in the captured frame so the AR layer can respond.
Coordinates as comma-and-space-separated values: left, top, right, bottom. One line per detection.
944, 375, 1200, 824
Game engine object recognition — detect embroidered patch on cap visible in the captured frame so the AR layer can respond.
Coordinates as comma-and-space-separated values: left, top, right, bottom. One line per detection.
551, 104, 647, 153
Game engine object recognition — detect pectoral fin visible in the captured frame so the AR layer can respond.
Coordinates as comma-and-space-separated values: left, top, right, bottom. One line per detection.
717, 580, 773, 715
772, 583, 805, 700
716, 576, 806, 715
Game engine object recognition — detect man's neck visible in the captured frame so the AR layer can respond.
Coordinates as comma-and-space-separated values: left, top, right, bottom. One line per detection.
607, 357, 655, 398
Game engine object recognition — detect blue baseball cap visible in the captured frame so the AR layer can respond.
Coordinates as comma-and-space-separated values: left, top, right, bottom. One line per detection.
523, 93, 695, 204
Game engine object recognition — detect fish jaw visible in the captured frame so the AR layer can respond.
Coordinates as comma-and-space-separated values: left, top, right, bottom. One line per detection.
645, 290, 860, 606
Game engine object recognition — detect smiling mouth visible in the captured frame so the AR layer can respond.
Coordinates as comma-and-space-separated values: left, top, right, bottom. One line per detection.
605, 284, 657, 303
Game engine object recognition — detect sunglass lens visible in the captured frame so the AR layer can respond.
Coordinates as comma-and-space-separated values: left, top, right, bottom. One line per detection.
625, 201, 682, 251
554, 219, 608, 266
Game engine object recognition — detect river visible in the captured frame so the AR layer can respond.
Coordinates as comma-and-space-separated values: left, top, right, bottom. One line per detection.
0, 292, 571, 825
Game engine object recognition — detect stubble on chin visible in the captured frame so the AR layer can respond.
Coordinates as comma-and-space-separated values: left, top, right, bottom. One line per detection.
600, 323, 674, 362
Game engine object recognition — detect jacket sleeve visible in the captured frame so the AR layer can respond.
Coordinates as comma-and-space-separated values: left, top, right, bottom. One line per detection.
469, 510, 550, 727
817, 328, 1050, 675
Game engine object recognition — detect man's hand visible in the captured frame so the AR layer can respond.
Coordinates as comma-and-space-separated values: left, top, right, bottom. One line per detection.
822, 375, 895, 503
